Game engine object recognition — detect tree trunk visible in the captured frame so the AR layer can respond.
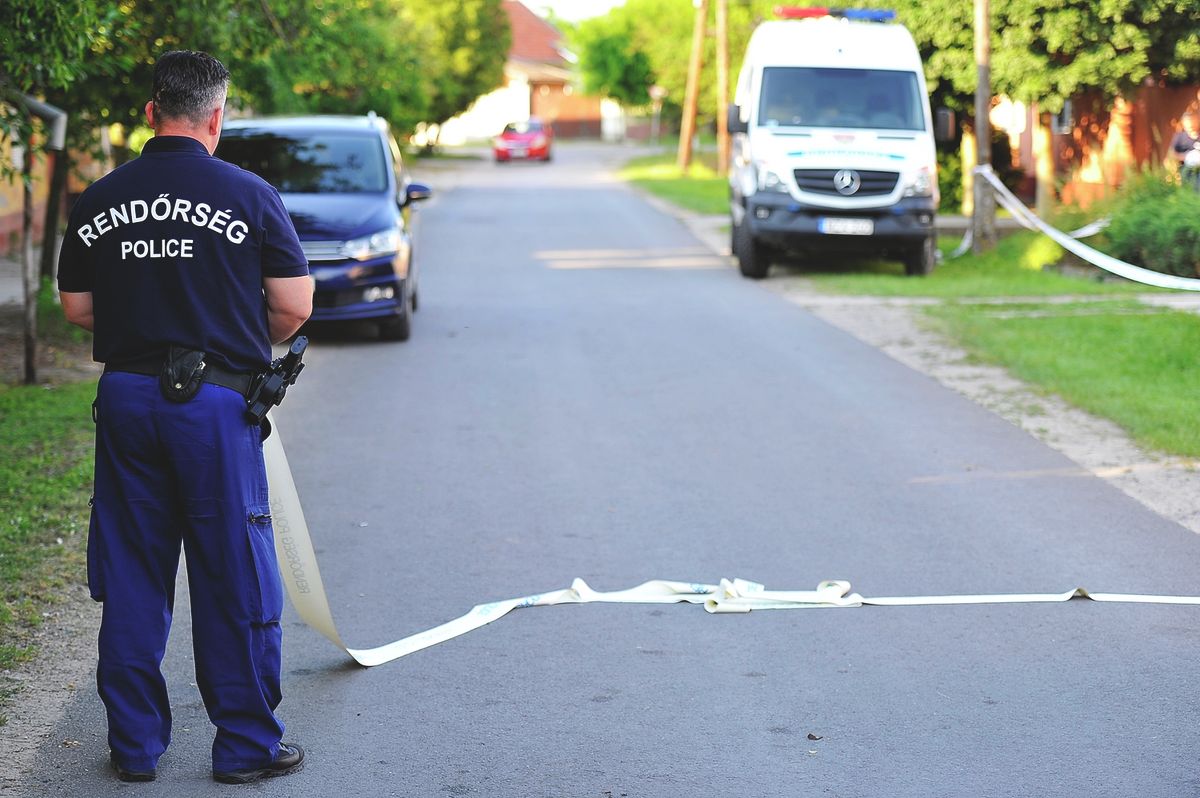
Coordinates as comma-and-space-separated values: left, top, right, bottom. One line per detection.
1034, 110, 1054, 218
22, 144, 38, 386
971, 0, 996, 254
961, 127, 976, 216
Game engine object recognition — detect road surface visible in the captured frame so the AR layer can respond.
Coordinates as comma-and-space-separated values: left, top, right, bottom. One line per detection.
18, 142, 1200, 797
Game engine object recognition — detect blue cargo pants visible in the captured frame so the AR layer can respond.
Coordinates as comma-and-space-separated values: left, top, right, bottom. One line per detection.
89, 371, 284, 773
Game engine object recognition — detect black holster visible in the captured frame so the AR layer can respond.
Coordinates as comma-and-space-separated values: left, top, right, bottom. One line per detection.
159, 346, 207, 403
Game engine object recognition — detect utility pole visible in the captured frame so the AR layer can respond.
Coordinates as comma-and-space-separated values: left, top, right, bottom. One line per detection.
677, 0, 709, 172
971, 0, 996, 253
715, 0, 730, 176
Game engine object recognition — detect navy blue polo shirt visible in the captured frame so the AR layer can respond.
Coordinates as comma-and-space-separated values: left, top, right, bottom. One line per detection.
57, 135, 308, 373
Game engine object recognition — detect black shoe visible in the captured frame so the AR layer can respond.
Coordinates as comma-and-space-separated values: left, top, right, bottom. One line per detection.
212, 742, 304, 784
110, 753, 156, 782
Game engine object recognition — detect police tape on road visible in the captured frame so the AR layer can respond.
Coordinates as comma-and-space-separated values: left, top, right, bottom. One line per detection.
263, 417, 1200, 668
971, 165, 1200, 292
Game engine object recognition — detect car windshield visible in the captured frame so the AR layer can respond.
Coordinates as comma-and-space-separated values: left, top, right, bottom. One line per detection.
503, 121, 542, 135
216, 131, 388, 193
757, 67, 925, 131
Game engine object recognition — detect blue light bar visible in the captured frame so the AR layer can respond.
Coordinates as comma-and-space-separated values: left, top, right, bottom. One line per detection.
840, 8, 896, 21
775, 7, 897, 22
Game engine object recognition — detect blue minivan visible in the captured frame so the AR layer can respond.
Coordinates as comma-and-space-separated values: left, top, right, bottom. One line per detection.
217, 114, 432, 340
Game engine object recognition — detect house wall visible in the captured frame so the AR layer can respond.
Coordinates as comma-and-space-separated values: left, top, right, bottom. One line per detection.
533, 83, 603, 137
0, 134, 52, 257
1055, 84, 1200, 206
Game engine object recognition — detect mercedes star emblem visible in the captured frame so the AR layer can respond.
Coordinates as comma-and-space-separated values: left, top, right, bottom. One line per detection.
833, 169, 861, 195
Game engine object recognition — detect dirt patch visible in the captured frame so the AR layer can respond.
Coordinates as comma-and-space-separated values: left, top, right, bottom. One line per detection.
0, 584, 100, 795
0, 303, 100, 386
767, 276, 1200, 534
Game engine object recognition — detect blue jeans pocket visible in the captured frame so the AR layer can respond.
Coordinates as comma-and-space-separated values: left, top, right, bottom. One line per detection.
246, 507, 284, 624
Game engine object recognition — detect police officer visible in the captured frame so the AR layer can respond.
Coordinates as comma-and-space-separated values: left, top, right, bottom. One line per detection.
57, 51, 313, 784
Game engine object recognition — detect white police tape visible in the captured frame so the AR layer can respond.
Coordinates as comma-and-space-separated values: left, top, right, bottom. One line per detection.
948, 174, 1109, 261
973, 165, 1200, 291
263, 417, 1200, 668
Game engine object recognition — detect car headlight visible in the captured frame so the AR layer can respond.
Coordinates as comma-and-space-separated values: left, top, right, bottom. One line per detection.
343, 228, 401, 261
757, 166, 789, 193
903, 166, 935, 198
532, 135, 547, 148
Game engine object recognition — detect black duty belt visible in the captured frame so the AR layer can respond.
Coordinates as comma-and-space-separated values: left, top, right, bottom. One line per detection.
104, 354, 255, 396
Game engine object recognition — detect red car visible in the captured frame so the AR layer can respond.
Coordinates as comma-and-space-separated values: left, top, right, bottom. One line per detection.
494, 118, 553, 162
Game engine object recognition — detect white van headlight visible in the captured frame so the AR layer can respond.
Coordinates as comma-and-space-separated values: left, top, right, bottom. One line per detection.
903, 166, 935, 198
757, 166, 789, 193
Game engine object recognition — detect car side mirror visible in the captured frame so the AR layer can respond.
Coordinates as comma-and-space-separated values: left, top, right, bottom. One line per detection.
934, 108, 956, 143
402, 182, 433, 206
727, 104, 748, 135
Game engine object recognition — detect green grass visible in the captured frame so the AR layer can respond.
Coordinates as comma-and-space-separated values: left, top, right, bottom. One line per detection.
929, 301, 1200, 456
618, 152, 728, 216
0, 287, 96, 724
800, 231, 1153, 298
0, 380, 95, 682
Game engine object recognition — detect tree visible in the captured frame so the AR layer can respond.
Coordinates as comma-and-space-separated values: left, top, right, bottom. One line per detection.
574, 0, 777, 126
892, 0, 1200, 113
0, 0, 105, 383
251, 0, 430, 133
0, 0, 100, 171
405, 0, 510, 131
573, 14, 653, 106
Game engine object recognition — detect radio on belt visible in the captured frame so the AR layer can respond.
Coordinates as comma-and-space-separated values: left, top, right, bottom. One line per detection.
246, 336, 307, 424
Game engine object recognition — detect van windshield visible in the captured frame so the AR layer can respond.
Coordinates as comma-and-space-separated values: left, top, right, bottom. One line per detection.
216, 132, 388, 193
758, 67, 925, 131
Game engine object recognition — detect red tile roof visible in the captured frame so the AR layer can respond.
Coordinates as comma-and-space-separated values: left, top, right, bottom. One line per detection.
504, 0, 566, 65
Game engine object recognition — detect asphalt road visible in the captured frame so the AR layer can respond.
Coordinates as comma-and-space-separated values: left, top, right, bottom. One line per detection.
20, 142, 1200, 797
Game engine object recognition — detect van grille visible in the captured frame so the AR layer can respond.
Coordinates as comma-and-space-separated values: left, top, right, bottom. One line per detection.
794, 169, 899, 197
301, 240, 348, 262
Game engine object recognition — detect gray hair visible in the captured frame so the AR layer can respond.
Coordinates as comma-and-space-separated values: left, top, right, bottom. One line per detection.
151, 50, 230, 126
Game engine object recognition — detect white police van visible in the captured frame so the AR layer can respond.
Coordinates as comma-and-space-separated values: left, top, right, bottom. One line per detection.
728, 7, 939, 278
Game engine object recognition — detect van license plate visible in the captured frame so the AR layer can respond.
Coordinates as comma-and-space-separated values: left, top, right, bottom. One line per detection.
819, 217, 874, 236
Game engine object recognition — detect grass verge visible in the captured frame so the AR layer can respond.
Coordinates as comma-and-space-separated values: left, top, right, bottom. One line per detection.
0, 381, 95, 656
927, 301, 1200, 457
618, 151, 727, 216
798, 231, 1152, 298
0, 284, 96, 725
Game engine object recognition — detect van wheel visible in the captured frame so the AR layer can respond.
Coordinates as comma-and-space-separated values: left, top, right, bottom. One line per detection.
733, 218, 770, 279
905, 236, 937, 277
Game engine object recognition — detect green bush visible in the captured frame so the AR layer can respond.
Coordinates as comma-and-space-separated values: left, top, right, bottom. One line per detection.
1106, 174, 1200, 278
936, 146, 962, 213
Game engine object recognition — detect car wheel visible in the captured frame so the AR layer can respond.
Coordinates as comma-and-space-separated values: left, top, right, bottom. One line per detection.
378, 293, 412, 341
904, 235, 937, 277
733, 215, 770, 279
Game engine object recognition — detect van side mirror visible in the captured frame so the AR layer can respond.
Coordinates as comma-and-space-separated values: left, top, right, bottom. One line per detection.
727, 104, 748, 135
402, 182, 433, 206
935, 108, 956, 143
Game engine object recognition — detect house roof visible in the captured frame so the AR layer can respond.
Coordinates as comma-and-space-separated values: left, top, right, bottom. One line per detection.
503, 0, 567, 66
